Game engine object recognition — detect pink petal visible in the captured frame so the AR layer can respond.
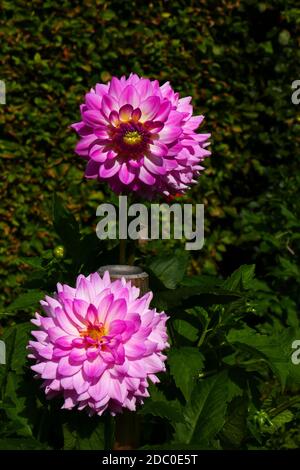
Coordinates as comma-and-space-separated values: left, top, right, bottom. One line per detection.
119, 104, 133, 122
62, 298, 85, 328
144, 156, 166, 175
90, 145, 108, 163
83, 110, 106, 127
155, 100, 172, 122
98, 294, 114, 322
95, 83, 108, 96
31, 362, 45, 375
125, 342, 147, 359
73, 371, 89, 394
108, 77, 123, 99
88, 370, 110, 401
75, 134, 96, 156
149, 142, 168, 157
60, 376, 74, 389
86, 304, 98, 323
73, 299, 89, 321
140, 96, 161, 121
139, 166, 156, 185
55, 307, 78, 335
41, 362, 58, 379
109, 110, 120, 126
119, 162, 135, 185
85, 92, 102, 110
159, 126, 182, 144
101, 94, 118, 119
131, 108, 142, 121
127, 360, 148, 378
85, 159, 99, 178
86, 348, 99, 360
185, 115, 204, 130
119, 85, 140, 108
144, 121, 164, 132
99, 160, 121, 178
83, 357, 107, 379
55, 335, 74, 349
69, 348, 87, 364
57, 356, 82, 376
135, 78, 153, 99
107, 378, 126, 403
109, 320, 127, 335
104, 298, 127, 323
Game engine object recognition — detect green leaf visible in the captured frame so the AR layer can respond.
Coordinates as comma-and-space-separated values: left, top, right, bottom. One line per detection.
148, 252, 189, 289
153, 286, 241, 311
222, 264, 255, 291
0, 323, 32, 382
173, 319, 199, 342
268, 410, 294, 432
0, 438, 48, 450
139, 400, 183, 424
168, 347, 204, 401
227, 326, 300, 388
180, 275, 222, 289
63, 414, 105, 450
6, 290, 44, 312
18, 257, 44, 269
220, 396, 248, 448
174, 371, 231, 446
0, 372, 35, 437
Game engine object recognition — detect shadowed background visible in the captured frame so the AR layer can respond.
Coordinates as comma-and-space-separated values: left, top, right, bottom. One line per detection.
1, 0, 299, 312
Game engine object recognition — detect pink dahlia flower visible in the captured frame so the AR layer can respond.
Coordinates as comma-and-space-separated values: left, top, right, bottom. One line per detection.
71, 73, 210, 198
28, 271, 168, 415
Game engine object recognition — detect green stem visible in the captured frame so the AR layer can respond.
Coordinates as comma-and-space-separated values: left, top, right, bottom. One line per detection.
104, 413, 115, 450
197, 320, 210, 347
269, 395, 300, 419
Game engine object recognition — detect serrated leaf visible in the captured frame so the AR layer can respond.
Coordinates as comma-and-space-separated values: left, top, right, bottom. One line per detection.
227, 326, 300, 388
168, 347, 204, 401
0, 372, 35, 438
222, 264, 255, 291
174, 371, 231, 446
139, 400, 183, 424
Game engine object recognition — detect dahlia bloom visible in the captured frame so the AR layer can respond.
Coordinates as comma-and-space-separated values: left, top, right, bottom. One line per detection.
28, 271, 168, 415
71, 73, 210, 198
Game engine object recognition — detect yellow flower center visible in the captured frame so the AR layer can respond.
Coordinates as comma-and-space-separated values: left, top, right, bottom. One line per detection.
81, 324, 107, 342
123, 130, 142, 145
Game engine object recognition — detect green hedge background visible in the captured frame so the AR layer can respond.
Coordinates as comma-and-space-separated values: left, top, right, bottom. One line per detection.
1, 0, 299, 313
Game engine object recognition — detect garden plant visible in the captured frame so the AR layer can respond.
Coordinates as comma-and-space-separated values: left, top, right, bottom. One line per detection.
0, 0, 300, 452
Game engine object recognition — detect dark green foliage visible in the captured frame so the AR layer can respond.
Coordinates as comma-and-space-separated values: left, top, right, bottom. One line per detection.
0, 0, 299, 450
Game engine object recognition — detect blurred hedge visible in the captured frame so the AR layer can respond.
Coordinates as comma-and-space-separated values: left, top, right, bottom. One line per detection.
0, 0, 299, 323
